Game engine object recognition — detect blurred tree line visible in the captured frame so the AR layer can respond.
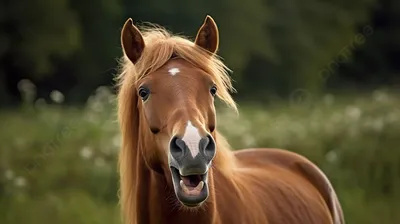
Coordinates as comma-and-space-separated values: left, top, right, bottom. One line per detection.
0, 0, 399, 106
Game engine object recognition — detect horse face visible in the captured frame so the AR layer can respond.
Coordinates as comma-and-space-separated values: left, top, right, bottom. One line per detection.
136, 57, 218, 206
121, 15, 221, 207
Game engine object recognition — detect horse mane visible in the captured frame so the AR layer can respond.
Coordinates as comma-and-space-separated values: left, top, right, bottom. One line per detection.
115, 23, 239, 223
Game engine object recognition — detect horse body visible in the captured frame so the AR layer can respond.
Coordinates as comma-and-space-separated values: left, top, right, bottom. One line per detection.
227, 148, 341, 224
116, 15, 344, 224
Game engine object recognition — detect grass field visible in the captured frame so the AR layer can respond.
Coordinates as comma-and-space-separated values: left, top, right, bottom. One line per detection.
1, 87, 399, 224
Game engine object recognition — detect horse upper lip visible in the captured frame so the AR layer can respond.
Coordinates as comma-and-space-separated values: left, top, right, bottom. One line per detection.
170, 167, 208, 179
170, 166, 208, 176
179, 169, 208, 176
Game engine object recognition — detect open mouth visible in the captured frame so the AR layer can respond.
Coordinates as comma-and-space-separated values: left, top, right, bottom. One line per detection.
170, 167, 209, 206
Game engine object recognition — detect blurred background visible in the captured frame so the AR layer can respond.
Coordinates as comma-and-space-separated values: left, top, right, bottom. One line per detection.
0, 0, 399, 223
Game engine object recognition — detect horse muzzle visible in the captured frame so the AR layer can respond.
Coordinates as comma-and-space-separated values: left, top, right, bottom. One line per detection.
168, 134, 216, 207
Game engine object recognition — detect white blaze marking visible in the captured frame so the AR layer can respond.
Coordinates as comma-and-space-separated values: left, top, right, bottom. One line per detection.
181, 121, 202, 158
168, 67, 180, 76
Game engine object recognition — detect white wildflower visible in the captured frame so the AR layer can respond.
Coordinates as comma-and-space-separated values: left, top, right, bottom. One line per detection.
34, 98, 47, 108
50, 90, 65, 104
17, 79, 37, 103
326, 150, 338, 163
14, 176, 26, 187
80, 146, 93, 159
364, 118, 384, 132
112, 135, 121, 148
372, 90, 389, 103
345, 106, 362, 121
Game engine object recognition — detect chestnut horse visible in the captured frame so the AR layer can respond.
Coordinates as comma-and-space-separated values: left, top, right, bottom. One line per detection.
116, 15, 345, 224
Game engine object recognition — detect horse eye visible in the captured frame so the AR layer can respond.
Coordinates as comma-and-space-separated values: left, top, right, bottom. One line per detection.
210, 85, 217, 96
138, 87, 150, 101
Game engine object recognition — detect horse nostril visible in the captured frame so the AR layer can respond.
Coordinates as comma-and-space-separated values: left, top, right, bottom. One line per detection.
170, 136, 186, 159
202, 134, 216, 159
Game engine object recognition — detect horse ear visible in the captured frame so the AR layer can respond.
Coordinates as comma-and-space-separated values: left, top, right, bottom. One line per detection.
121, 18, 145, 64
195, 15, 219, 54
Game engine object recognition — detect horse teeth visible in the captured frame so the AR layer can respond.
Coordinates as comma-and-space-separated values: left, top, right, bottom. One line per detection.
180, 180, 188, 192
195, 181, 204, 191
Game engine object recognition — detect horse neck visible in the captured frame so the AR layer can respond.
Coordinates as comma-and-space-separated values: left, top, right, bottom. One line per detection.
132, 140, 219, 224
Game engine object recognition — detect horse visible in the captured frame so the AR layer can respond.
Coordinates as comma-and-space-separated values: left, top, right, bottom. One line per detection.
116, 15, 345, 224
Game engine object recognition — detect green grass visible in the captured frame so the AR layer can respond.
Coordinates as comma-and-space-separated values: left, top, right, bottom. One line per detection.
1, 88, 400, 224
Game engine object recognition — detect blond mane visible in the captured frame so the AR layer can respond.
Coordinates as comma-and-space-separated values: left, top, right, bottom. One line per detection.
116, 24, 240, 224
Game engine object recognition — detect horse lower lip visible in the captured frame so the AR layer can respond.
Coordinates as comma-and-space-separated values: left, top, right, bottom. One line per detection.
170, 167, 209, 204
